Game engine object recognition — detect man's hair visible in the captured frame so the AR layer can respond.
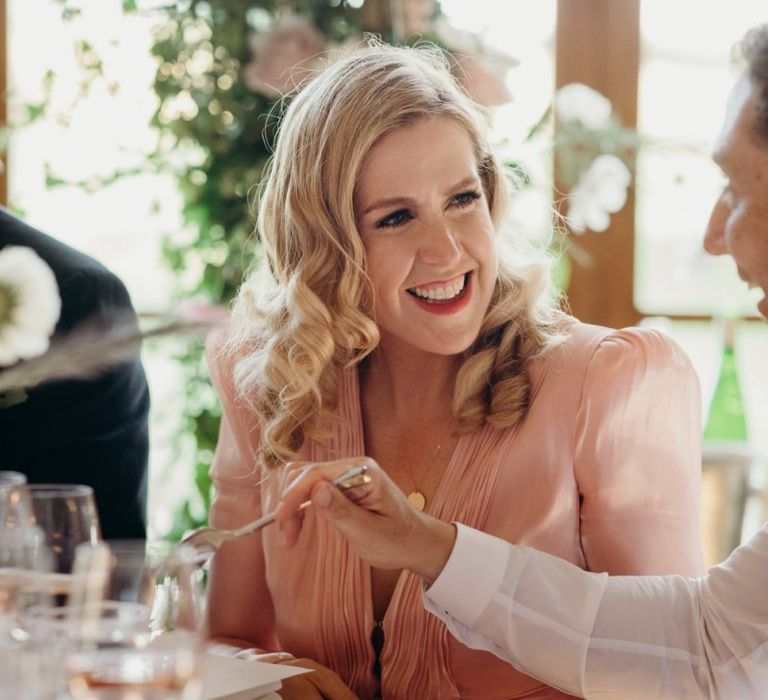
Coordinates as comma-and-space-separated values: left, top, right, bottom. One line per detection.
739, 24, 768, 142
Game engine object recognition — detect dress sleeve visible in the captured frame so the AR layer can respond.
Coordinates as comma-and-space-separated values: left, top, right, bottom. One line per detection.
574, 327, 704, 576
205, 331, 280, 652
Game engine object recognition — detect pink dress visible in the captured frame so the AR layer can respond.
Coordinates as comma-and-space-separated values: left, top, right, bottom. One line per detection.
206, 320, 704, 700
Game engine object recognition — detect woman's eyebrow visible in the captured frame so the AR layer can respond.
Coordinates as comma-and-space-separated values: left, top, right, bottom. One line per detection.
361, 175, 481, 216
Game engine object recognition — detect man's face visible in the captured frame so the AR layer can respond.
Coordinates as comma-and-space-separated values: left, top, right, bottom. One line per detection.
704, 77, 768, 319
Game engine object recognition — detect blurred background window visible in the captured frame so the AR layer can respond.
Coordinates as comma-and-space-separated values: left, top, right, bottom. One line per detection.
635, 0, 766, 318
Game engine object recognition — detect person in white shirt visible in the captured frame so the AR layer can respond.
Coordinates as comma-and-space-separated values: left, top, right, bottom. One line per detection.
274, 24, 768, 700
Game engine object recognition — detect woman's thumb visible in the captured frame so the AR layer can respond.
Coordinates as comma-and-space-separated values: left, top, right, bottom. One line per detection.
312, 479, 367, 527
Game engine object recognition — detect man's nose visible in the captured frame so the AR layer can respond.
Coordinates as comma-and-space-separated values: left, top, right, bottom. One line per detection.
703, 200, 728, 256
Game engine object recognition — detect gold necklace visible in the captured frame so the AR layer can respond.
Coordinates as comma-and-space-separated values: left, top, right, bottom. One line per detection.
398, 430, 449, 512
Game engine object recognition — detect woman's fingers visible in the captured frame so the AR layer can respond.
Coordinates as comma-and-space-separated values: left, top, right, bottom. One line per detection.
277, 458, 457, 579
275, 459, 377, 546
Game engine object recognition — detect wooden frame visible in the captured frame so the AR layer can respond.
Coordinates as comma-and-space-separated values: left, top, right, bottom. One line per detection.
555, 0, 641, 328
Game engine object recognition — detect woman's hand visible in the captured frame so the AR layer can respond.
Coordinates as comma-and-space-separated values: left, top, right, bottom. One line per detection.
208, 640, 357, 698
276, 658, 359, 700
274, 458, 456, 584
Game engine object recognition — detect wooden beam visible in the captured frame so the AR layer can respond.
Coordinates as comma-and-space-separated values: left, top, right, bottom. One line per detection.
555, 0, 641, 328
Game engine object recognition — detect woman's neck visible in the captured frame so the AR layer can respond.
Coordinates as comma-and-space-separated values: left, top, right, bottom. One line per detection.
361, 343, 460, 420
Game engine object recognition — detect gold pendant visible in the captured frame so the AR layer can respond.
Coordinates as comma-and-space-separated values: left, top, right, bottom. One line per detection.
407, 490, 427, 511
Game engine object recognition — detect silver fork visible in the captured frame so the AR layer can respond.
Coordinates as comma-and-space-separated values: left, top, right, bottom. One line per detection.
180, 464, 370, 561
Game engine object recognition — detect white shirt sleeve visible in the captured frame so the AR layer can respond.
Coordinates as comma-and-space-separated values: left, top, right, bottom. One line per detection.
423, 523, 768, 700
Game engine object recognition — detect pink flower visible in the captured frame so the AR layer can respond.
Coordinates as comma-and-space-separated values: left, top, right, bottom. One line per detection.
402, 0, 438, 35
435, 19, 516, 107
455, 53, 512, 107
242, 15, 326, 99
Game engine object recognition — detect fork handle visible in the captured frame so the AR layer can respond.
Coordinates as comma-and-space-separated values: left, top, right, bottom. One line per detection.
232, 464, 368, 538
234, 499, 312, 537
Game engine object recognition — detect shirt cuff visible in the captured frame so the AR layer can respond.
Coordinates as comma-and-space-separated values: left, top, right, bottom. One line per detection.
425, 522, 512, 627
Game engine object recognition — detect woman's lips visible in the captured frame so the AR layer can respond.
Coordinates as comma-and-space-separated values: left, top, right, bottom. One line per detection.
407, 272, 473, 315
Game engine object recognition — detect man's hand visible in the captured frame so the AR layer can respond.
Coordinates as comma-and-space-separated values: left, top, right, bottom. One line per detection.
275, 458, 457, 584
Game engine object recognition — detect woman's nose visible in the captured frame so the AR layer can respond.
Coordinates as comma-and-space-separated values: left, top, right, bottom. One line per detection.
419, 223, 462, 266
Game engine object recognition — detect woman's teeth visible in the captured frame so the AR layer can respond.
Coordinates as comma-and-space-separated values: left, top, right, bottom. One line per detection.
408, 274, 466, 302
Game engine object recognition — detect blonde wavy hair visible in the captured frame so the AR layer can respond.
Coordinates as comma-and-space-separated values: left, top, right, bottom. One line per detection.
227, 42, 564, 469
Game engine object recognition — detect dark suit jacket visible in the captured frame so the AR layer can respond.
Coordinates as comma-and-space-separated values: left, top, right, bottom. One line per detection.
0, 207, 150, 539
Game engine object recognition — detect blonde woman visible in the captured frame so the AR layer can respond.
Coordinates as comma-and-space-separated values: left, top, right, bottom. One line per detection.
205, 44, 703, 699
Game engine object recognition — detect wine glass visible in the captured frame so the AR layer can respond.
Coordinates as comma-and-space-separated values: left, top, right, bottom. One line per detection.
0, 471, 30, 528
0, 525, 60, 699
24, 484, 101, 576
0, 470, 26, 487
0, 475, 49, 633
0, 524, 53, 635
0, 470, 26, 486
63, 540, 205, 700
8, 484, 102, 695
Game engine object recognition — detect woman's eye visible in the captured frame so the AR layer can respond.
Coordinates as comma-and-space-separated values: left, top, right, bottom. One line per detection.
451, 190, 481, 208
376, 209, 413, 229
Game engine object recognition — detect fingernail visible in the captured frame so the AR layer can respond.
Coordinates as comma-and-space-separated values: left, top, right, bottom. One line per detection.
314, 483, 332, 508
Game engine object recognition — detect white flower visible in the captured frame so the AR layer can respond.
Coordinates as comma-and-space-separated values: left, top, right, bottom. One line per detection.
566, 154, 632, 233
508, 188, 554, 245
555, 83, 613, 130
0, 247, 61, 366
455, 52, 513, 107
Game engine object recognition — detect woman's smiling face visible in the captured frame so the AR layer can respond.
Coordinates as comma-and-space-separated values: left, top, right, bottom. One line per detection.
355, 116, 498, 358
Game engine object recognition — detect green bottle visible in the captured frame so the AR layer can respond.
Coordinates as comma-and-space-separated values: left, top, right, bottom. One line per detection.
703, 319, 748, 442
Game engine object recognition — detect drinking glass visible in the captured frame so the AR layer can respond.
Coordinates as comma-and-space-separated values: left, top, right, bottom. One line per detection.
8, 484, 103, 695
64, 540, 205, 700
25, 484, 101, 575
0, 470, 26, 487
0, 526, 60, 699
0, 470, 30, 528
0, 524, 53, 635
0, 475, 49, 632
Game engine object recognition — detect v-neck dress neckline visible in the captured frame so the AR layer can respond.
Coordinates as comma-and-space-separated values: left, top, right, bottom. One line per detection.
305, 365, 515, 698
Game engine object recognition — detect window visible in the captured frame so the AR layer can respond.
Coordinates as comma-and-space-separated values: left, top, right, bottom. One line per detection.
635, 0, 766, 317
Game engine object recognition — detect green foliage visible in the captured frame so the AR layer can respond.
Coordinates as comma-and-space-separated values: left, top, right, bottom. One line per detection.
148, 0, 373, 536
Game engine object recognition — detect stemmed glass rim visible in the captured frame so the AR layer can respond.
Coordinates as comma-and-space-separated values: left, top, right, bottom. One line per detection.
23, 484, 95, 498
75, 539, 198, 566
0, 470, 27, 486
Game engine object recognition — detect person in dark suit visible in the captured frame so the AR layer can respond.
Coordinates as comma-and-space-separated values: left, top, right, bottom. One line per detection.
0, 206, 150, 539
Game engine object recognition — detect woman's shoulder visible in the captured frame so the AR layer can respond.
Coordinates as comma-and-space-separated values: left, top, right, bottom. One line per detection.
532, 316, 696, 390
205, 325, 236, 390
554, 316, 689, 361
204, 325, 267, 405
